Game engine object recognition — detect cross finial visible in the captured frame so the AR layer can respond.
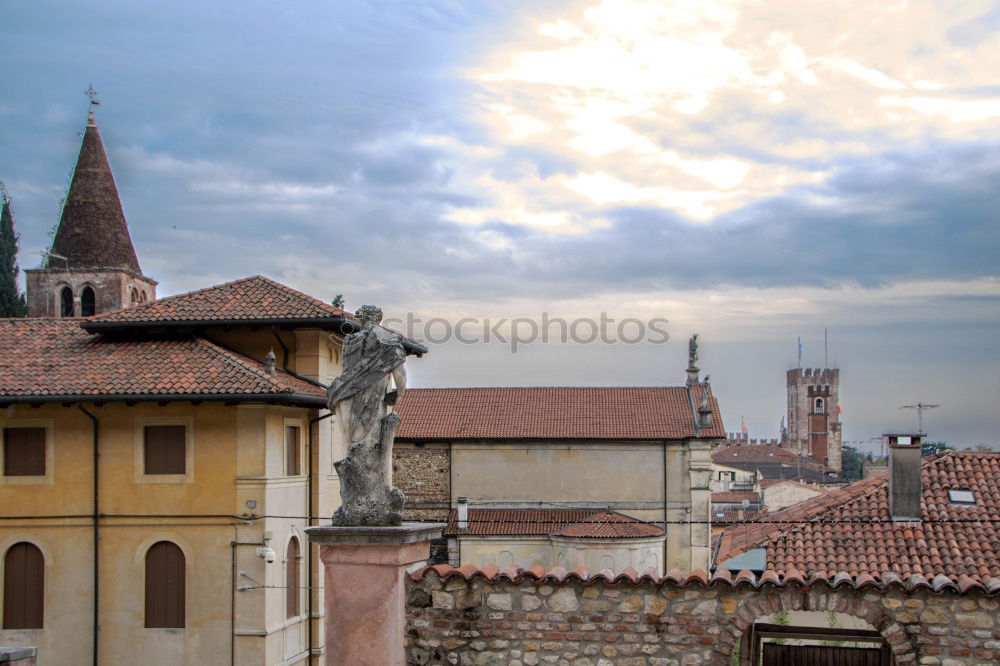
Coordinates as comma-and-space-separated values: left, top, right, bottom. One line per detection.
84, 85, 101, 127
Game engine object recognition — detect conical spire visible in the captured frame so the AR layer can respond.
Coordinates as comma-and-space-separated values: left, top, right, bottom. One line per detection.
48, 108, 142, 273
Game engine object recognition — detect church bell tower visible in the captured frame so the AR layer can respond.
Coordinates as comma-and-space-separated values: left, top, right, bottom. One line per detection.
25, 98, 156, 318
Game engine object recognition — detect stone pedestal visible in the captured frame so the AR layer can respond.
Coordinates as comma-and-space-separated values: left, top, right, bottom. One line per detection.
306, 523, 445, 666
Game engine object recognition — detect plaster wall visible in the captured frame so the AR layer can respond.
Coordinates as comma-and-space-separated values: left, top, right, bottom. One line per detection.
451, 442, 666, 521
763, 481, 825, 512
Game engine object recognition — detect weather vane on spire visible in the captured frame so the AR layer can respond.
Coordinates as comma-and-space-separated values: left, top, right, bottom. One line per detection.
84, 85, 100, 127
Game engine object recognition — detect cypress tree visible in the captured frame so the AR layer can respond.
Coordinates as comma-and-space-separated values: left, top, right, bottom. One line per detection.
0, 186, 27, 317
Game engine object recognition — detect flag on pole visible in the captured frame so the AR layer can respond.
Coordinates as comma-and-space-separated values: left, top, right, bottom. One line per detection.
797, 337, 803, 368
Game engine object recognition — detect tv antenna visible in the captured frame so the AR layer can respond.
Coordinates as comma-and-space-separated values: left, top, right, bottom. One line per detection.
900, 402, 940, 433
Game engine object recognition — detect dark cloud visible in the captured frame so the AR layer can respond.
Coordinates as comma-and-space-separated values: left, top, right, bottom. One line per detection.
2, 0, 998, 447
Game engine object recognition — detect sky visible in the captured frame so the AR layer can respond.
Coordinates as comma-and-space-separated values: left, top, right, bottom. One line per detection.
1, 0, 998, 451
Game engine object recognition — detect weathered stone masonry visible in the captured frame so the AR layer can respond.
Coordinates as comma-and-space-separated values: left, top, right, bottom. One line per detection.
395, 443, 451, 522
405, 566, 1000, 665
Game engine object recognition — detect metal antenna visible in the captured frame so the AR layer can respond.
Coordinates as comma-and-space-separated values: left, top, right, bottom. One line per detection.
900, 402, 940, 433
85, 85, 100, 105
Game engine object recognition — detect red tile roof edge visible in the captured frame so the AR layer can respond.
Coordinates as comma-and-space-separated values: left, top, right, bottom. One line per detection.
411, 565, 1000, 594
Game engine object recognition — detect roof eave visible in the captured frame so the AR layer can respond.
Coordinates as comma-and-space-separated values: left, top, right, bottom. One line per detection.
0, 392, 328, 407
79, 317, 429, 355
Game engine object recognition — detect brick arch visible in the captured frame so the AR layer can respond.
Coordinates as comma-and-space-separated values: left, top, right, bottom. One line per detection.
711, 585, 917, 665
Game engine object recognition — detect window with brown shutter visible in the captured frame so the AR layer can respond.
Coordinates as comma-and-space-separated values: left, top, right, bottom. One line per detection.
286, 537, 300, 618
3, 542, 44, 629
3, 427, 46, 476
285, 425, 300, 476
145, 541, 185, 628
144, 425, 186, 475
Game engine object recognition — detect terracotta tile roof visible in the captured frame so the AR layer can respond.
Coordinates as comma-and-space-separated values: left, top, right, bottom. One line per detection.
48, 118, 142, 274
716, 451, 1000, 579
711, 509, 762, 525
396, 386, 723, 440
84, 275, 350, 327
712, 444, 801, 465
444, 509, 663, 539
711, 491, 759, 504
412, 564, 1000, 594
445, 509, 597, 536
553, 511, 664, 539
716, 461, 843, 485
0, 319, 326, 404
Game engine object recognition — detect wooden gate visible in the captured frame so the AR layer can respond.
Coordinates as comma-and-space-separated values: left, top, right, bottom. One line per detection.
748, 623, 893, 666
763, 643, 885, 665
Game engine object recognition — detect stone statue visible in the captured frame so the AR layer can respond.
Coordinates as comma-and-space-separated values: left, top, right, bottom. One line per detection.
327, 304, 407, 526
688, 333, 699, 368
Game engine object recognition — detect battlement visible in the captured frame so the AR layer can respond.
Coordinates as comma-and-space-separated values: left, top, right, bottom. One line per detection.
787, 368, 839, 385
807, 385, 833, 398
724, 434, 782, 447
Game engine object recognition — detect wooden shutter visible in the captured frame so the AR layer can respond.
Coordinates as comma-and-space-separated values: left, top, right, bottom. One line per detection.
286, 538, 300, 618
285, 426, 300, 476
145, 541, 185, 628
3, 427, 46, 476
3, 542, 44, 629
144, 425, 186, 474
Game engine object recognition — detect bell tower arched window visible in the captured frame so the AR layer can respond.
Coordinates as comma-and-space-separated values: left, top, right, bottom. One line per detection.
80, 286, 96, 317
59, 287, 74, 317
814, 397, 825, 413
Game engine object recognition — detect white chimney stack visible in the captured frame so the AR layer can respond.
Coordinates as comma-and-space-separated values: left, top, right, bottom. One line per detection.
456, 496, 468, 530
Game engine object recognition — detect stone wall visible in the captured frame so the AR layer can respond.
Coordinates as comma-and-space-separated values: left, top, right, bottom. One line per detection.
394, 444, 451, 522
405, 567, 1000, 665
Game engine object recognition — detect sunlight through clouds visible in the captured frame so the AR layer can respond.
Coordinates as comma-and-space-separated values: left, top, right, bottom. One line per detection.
456, 0, 1000, 229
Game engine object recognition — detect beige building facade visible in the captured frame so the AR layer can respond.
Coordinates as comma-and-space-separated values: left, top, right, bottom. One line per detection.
1, 110, 428, 665
394, 384, 724, 573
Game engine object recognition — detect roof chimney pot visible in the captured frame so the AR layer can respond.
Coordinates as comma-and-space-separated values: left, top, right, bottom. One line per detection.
886, 433, 923, 522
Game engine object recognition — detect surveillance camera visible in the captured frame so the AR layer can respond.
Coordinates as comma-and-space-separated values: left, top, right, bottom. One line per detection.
256, 546, 276, 563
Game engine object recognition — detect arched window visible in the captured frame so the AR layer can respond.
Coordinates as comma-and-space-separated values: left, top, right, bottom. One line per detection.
59, 286, 74, 317
130, 288, 140, 305
814, 397, 825, 413
286, 537, 300, 618
80, 286, 96, 317
3, 542, 44, 629
145, 541, 185, 628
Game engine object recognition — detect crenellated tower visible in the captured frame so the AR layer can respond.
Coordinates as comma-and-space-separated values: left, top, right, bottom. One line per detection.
25, 104, 156, 317
785, 368, 841, 471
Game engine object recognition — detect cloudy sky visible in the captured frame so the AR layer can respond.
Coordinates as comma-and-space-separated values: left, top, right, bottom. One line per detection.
2, 0, 998, 450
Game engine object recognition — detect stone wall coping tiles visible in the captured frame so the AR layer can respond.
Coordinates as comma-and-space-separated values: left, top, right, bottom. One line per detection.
411, 564, 1000, 595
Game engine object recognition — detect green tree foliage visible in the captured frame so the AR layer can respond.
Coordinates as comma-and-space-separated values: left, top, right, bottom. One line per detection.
841, 444, 865, 480
0, 188, 27, 317
331, 294, 345, 309
922, 440, 953, 457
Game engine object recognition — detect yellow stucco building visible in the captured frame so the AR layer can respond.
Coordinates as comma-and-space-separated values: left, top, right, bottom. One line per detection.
0, 110, 426, 665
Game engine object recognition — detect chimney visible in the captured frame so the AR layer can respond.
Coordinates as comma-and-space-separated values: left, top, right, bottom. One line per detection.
886, 433, 923, 522
456, 496, 468, 530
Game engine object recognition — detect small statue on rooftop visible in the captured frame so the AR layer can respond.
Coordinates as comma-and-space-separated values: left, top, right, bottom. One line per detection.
327, 304, 407, 526
688, 333, 699, 368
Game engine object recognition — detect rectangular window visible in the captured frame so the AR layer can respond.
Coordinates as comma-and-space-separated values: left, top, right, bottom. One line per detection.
144, 425, 186, 475
286, 426, 300, 476
3, 427, 46, 476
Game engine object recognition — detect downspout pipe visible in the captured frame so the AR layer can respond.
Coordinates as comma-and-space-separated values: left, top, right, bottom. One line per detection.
77, 404, 99, 666
307, 411, 333, 664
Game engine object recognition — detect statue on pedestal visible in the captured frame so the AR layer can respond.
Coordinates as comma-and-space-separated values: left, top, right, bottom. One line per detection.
326, 304, 407, 526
